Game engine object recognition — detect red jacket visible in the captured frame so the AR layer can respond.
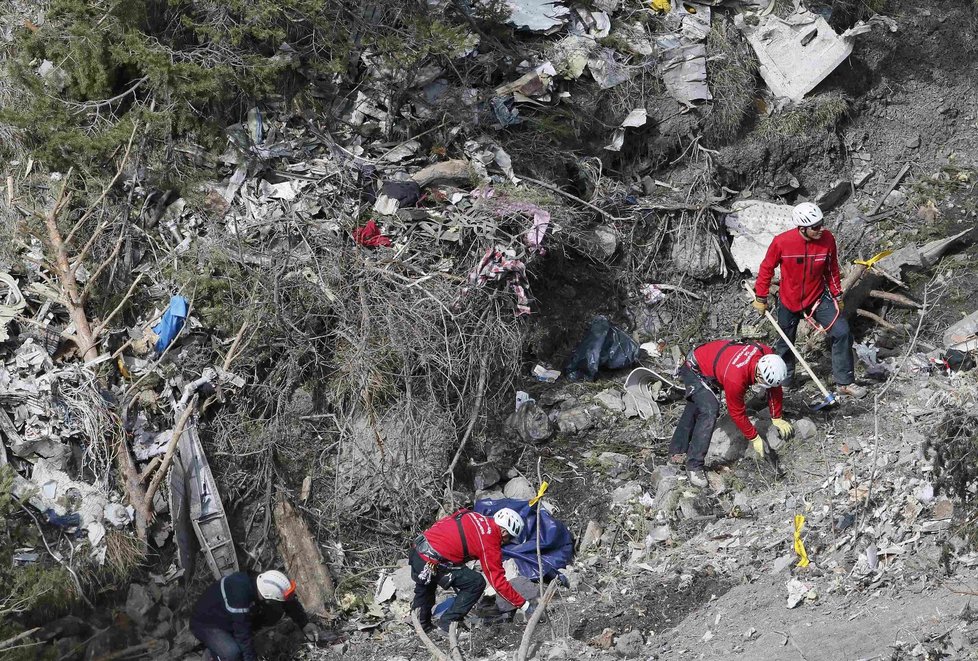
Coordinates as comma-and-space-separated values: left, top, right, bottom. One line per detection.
755, 228, 842, 313
419, 510, 526, 609
692, 340, 783, 440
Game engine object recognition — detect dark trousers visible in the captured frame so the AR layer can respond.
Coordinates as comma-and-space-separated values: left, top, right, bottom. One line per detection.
190, 622, 243, 661
410, 548, 487, 626
668, 364, 720, 471
775, 292, 855, 386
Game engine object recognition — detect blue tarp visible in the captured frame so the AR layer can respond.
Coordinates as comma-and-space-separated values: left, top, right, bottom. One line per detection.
152, 295, 189, 353
473, 498, 574, 582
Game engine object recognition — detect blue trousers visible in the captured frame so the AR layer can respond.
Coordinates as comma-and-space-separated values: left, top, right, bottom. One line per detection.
775, 292, 855, 386
190, 622, 243, 661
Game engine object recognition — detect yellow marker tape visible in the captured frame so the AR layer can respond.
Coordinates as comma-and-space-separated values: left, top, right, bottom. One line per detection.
117, 357, 131, 380
529, 481, 549, 507
793, 514, 810, 568
853, 250, 893, 269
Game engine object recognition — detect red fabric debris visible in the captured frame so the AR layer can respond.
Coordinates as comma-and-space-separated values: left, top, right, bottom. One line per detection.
353, 220, 392, 248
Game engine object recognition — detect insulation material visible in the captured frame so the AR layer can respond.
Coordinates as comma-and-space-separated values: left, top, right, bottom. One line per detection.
724, 200, 796, 274
30, 458, 108, 548
735, 9, 867, 101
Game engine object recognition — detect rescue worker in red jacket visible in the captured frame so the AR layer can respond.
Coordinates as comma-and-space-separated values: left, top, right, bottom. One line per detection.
669, 340, 792, 487
753, 202, 867, 398
410, 507, 536, 634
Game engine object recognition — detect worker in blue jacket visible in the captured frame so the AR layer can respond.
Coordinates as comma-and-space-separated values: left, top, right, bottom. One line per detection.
190, 570, 314, 661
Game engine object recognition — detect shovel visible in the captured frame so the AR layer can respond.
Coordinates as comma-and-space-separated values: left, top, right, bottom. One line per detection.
742, 281, 837, 412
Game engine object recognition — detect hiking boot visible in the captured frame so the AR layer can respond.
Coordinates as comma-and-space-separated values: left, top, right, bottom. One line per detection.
837, 383, 868, 399
688, 469, 708, 488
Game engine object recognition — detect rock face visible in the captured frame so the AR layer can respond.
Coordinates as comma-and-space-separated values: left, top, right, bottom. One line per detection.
125, 583, 156, 628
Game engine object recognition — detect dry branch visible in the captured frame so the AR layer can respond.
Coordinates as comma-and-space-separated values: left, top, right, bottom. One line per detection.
868, 290, 922, 308
0, 627, 40, 652
411, 609, 451, 661
516, 581, 560, 661
856, 309, 907, 332
448, 622, 464, 661
143, 394, 198, 516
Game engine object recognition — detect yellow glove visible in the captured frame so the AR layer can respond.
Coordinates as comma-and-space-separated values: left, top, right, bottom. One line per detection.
749, 435, 764, 457
752, 297, 768, 314
835, 297, 845, 311
772, 418, 794, 440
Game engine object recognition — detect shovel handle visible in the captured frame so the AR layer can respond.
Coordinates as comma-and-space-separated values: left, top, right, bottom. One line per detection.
742, 281, 834, 402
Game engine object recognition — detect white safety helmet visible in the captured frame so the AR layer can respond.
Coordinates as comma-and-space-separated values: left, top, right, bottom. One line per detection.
756, 354, 788, 388
257, 570, 296, 601
493, 508, 525, 540
792, 202, 824, 227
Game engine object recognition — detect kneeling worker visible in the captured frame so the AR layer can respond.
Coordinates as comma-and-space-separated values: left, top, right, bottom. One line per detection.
669, 340, 793, 487
410, 507, 536, 634
190, 569, 315, 661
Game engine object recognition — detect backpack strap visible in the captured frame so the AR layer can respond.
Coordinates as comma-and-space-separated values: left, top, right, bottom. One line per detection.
453, 510, 470, 559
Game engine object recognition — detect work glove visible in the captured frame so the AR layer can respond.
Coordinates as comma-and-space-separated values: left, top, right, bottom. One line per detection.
835, 296, 845, 311
771, 418, 794, 440
749, 435, 764, 458
752, 297, 768, 314
517, 598, 539, 622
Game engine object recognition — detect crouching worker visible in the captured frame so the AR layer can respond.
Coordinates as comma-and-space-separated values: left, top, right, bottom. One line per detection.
411, 507, 537, 635
190, 569, 316, 661
669, 340, 793, 487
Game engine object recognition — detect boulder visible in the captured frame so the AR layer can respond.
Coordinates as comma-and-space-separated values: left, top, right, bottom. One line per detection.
794, 418, 817, 441
503, 476, 537, 500
598, 452, 633, 477
473, 465, 501, 492
556, 407, 595, 434
649, 465, 678, 492
595, 388, 626, 412
610, 481, 642, 505
615, 629, 645, 657
705, 417, 748, 466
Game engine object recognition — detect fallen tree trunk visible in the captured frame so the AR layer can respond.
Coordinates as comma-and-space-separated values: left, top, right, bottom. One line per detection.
274, 493, 335, 617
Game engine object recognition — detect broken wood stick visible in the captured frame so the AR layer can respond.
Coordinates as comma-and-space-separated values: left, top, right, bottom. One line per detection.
0, 627, 40, 652
868, 162, 911, 216
652, 283, 703, 300
516, 581, 560, 661
840, 263, 868, 294
856, 309, 907, 332
867, 265, 908, 289
518, 174, 629, 222
448, 622, 464, 661
411, 609, 451, 661
445, 352, 488, 477
138, 456, 161, 483
868, 290, 923, 308
143, 394, 198, 513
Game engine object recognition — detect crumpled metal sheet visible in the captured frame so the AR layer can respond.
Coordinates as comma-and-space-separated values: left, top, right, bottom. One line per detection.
656, 34, 712, 104
723, 200, 796, 273
505, 0, 571, 33
0, 273, 26, 343
735, 9, 860, 101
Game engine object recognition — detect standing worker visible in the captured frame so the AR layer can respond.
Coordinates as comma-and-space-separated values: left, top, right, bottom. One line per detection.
669, 340, 793, 487
753, 202, 867, 398
410, 507, 537, 635
190, 569, 317, 661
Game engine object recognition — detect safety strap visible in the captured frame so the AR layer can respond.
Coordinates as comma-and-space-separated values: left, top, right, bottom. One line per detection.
220, 576, 249, 614
709, 340, 765, 377
453, 510, 470, 560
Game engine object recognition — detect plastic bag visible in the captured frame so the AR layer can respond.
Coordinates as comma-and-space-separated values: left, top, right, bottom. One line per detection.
564, 316, 639, 381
